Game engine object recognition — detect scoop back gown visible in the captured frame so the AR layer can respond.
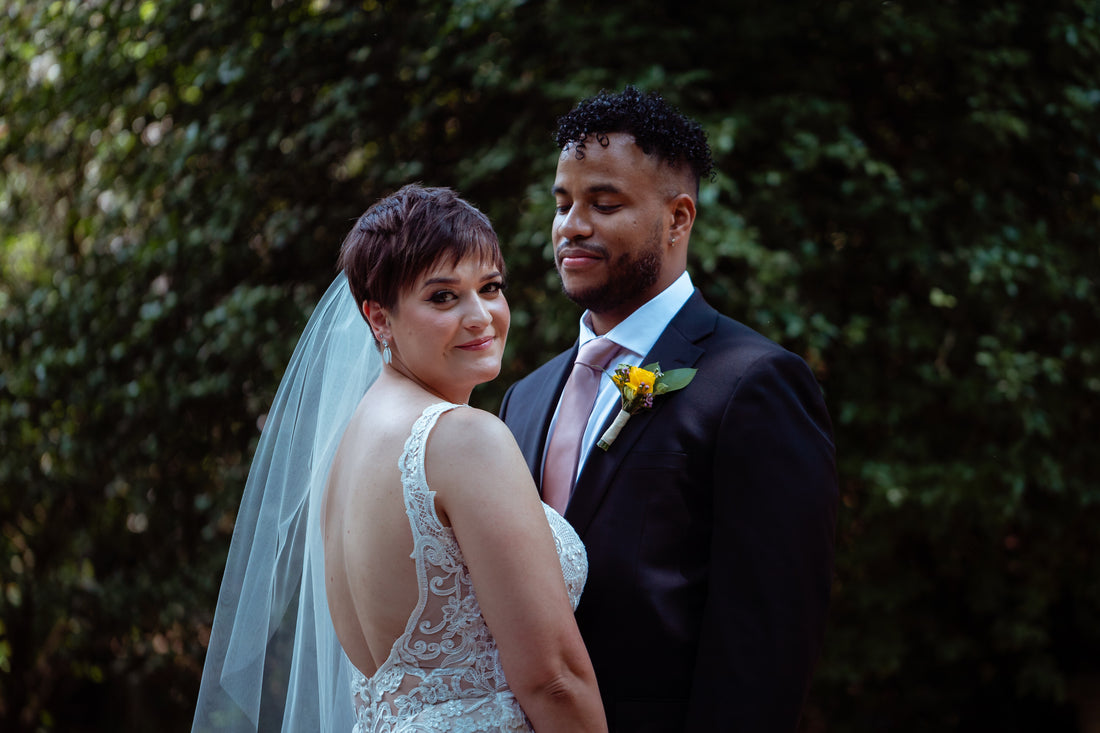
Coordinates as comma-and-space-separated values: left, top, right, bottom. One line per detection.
350, 402, 588, 732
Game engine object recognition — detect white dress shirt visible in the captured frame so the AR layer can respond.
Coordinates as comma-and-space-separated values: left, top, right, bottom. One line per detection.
543, 271, 695, 485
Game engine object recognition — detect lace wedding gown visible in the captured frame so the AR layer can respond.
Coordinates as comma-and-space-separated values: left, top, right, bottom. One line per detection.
350, 402, 588, 732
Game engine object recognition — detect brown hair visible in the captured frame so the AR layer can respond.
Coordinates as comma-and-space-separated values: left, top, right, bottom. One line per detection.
337, 184, 504, 329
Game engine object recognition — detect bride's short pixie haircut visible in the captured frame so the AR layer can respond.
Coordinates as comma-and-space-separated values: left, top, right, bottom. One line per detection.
338, 184, 504, 325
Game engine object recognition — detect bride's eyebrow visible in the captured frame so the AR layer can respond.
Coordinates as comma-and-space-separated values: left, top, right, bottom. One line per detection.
421, 271, 503, 287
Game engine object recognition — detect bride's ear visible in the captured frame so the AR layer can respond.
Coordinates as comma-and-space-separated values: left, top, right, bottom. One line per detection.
363, 301, 390, 343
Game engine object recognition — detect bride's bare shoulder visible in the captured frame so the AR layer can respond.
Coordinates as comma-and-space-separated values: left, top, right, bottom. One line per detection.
433, 405, 517, 447
427, 407, 526, 474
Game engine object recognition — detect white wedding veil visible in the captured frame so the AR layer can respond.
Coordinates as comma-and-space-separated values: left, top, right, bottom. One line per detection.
193, 273, 378, 732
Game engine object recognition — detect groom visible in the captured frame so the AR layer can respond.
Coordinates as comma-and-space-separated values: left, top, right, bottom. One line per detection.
500, 86, 838, 731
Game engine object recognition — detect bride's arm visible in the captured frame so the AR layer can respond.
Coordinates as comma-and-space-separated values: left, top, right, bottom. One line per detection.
429, 408, 607, 733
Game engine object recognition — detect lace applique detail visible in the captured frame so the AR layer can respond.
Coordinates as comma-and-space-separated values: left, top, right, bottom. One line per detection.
350, 403, 587, 732
543, 506, 586, 611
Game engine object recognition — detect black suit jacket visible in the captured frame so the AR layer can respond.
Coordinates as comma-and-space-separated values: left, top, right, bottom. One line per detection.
500, 291, 838, 732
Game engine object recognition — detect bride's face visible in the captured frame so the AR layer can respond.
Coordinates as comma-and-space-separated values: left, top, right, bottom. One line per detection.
387, 254, 509, 401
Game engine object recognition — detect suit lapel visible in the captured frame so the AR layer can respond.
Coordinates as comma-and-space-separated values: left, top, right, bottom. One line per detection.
518, 346, 576, 490
565, 291, 717, 537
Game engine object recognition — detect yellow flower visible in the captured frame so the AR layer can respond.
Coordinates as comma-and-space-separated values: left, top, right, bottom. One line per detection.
612, 365, 657, 396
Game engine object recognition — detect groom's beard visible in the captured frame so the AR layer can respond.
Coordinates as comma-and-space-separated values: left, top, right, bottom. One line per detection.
559, 225, 663, 315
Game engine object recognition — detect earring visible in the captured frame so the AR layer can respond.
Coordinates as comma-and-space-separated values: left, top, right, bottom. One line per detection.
670, 236, 678, 245
381, 339, 392, 365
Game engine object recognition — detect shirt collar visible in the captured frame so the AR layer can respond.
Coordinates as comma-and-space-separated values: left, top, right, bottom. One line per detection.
577, 271, 694, 357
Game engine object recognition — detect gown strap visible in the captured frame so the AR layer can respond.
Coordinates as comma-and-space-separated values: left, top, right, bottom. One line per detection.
397, 401, 466, 539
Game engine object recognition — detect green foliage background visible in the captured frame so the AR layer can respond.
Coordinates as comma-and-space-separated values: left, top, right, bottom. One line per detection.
2, 0, 1098, 730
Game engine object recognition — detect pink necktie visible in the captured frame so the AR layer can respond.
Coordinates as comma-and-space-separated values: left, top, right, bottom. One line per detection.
542, 337, 621, 514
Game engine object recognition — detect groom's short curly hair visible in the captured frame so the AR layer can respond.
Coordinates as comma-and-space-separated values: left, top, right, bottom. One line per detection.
338, 184, 503, 331
555, 85, 715, 192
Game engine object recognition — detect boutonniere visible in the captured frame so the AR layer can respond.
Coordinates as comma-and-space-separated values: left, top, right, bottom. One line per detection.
597, 362, 697, 450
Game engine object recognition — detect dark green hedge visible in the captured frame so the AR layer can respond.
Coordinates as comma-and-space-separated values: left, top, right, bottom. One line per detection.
2, 1, 1098, 730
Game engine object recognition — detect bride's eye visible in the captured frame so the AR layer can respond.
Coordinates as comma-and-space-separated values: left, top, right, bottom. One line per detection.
480, 280, 505, 295
428, 290, 456, 304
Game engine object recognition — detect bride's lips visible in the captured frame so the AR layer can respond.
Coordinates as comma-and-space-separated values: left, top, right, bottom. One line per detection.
456, 336, 495, 351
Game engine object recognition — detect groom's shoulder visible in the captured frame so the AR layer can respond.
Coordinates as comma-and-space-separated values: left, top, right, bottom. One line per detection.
712, 312, 781, 351
681, 293, 782, 353
510, 346, 574, 386
686, 298, 811, 375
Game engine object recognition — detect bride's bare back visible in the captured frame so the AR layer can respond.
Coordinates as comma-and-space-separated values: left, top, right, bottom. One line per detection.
322, 381, 439, 675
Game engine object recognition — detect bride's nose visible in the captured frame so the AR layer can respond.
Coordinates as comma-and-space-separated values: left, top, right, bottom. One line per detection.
462, 295, 491, 328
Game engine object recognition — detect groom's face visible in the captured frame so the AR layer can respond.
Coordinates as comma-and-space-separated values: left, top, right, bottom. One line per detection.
551, 132, 678, 333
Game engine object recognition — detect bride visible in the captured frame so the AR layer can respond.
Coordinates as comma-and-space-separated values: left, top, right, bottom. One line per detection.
193, 185, 606, 732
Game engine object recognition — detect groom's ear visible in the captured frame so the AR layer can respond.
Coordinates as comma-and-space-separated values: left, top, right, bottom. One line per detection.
668, 192, 696, 243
